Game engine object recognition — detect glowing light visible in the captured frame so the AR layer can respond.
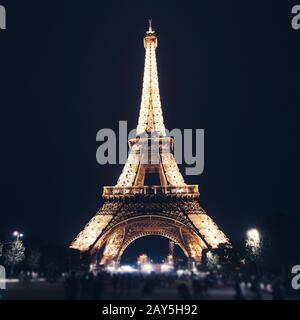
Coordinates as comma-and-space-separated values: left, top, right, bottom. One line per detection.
118, 265, 138, 273
247, 228, 260, 242
161, 263, 174, 273
137, 253, 149, 265
141, 263, 153, 274
246, 228, 261, 257
176, 269, 191, 277
0, 279, 20, 284
106, 265, 116, 273
167, 254, 174, 266
89, 264, 96, 271
12, 230, 24, 240
206, 250, 219, 269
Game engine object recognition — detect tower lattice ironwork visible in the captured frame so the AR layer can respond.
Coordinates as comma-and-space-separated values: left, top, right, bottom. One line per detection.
70, 22, 229, 266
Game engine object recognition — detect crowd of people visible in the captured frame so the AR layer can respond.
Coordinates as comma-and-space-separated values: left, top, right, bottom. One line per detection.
63, 268, 289, 300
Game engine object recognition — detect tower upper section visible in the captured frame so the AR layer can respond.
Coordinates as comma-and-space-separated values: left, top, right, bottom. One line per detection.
114, 21, 187, 189
136, 20, 166, 136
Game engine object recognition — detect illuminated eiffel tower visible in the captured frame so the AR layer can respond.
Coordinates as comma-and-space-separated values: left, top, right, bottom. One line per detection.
70, 21, 229, 267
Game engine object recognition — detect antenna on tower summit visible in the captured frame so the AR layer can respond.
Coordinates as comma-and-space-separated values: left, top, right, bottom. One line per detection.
148, 19, 153, 32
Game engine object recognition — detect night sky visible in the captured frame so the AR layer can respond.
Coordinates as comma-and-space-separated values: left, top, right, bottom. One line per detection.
0, 1, 299, 257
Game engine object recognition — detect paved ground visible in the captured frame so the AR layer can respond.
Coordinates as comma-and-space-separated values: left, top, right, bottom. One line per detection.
1, 281, 273, 300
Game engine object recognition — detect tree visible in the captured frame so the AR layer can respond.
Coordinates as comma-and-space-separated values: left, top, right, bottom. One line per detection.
206, 250, 219, 270
4, 240, 25, 275
245, 229, 262, 262
208, 243, 245, 272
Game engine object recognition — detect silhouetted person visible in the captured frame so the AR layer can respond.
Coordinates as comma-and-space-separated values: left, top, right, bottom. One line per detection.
177, 283, 192, 300
234, 274, 245, 300
111, 274, 118, 291
93, 272, 104, 300
65, 271, 78, 300
80, 272, 92, 299
250, 275, 262, 300
141, 279, 154, 298
272, 277, 287, 300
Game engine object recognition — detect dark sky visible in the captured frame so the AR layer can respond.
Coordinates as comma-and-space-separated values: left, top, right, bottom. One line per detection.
0, 0, 299, 253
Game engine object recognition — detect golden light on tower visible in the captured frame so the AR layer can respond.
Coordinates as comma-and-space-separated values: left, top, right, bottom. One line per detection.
70, 21, 230, 268
137, 253, 149, 266
167, 254, 174, 265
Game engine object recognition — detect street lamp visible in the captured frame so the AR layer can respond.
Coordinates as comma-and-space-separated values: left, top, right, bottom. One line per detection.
12, 231, 24, 241
247, 228, 260, 240
246, 228, 261, 257
246, 228, 260, 245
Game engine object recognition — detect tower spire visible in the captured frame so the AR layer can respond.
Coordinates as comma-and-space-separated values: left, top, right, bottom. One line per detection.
136, 20, 166, 136
148, 19, 153, 33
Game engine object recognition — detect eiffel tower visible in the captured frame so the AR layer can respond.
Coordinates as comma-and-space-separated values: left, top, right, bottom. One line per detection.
70, 21, 229, 267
